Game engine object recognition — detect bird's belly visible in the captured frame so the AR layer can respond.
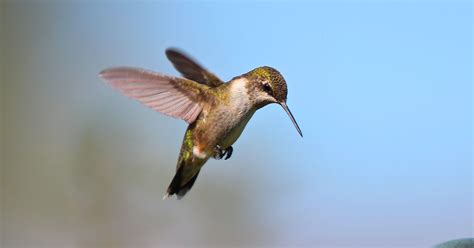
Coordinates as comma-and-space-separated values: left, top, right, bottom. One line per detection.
218, 109, 255, 148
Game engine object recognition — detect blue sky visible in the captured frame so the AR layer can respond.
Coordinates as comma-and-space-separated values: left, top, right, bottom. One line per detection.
3, 1, 472, 247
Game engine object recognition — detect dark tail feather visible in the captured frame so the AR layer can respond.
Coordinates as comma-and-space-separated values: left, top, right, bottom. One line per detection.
164, 166, 201, 200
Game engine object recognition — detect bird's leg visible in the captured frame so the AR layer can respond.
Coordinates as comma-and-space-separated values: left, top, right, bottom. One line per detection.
213, 145, 225, 160
212, 145, 233, 160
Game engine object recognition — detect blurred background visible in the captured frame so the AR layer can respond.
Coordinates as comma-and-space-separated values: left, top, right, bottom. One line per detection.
1, 1, 472, 247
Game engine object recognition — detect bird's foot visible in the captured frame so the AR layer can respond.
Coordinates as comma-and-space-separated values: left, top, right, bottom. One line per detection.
213, 145, 233, 160
224, 146, 233, 160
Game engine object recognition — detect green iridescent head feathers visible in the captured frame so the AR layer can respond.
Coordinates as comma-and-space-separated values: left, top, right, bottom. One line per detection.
246, 66, 288, 103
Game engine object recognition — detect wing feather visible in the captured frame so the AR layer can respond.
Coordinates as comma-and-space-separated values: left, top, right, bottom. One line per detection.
165, 48, 224, 87
99, 67, 208, 123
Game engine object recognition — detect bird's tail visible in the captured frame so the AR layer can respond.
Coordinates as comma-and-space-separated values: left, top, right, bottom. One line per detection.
163, 164, 201, 200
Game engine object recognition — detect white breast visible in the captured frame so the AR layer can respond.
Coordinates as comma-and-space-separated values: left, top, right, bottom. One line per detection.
229, 78, 251, 114
218, 78, 256, 148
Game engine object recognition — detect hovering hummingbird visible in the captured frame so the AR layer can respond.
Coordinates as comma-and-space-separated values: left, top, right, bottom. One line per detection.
99, 48, 302, 199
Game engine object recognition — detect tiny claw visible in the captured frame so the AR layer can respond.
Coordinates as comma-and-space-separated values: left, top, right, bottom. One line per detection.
162, 192, 170, 200
224, 146, 233, 160
213, 145, 234, 160
213, 145, 225, 160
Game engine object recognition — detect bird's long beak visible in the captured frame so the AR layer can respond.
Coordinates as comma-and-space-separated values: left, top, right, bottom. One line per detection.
280, 102, 303, 137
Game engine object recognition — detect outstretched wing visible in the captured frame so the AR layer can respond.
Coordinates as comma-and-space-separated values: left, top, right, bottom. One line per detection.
99, 67, 208, 124
165, 48, 224, 87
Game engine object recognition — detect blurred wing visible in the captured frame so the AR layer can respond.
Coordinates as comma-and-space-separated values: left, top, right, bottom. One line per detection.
99, 67, 207, 124
166, 48, 224, 87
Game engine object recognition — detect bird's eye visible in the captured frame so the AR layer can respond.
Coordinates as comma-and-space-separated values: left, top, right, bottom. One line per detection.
262, 83, 273, 95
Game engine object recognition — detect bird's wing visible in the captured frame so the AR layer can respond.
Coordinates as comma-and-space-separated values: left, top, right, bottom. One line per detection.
99, 67, 209, 124
165, 48, 224, 87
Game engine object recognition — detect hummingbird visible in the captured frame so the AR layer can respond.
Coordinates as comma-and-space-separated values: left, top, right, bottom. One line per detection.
99, 48, 302, 199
